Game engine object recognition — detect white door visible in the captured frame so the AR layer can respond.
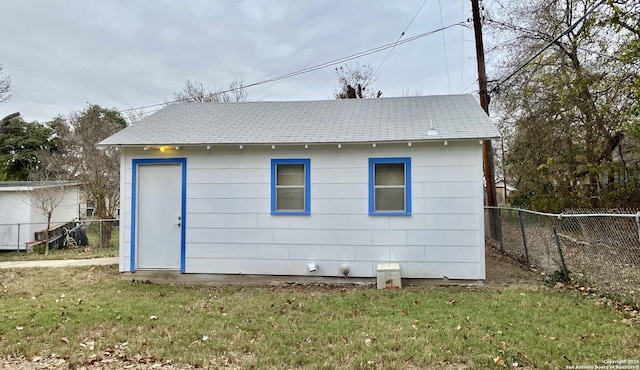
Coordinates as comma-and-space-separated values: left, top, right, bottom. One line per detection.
136, 163, 182, 269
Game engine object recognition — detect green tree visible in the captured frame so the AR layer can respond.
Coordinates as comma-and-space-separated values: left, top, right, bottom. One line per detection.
606, 0, 640, 143
488, 0, 639, 211
0, 115, 63, 181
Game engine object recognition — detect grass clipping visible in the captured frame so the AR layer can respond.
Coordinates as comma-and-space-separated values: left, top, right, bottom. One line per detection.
1, 265, 639, 369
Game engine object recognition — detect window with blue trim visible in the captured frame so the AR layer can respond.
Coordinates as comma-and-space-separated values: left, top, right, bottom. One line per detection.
368, 157, 411, 216
271, 159, 311, 215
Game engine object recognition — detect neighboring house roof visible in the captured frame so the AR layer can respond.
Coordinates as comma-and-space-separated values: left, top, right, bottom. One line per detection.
0, 181, 80, 192
100, 95, 500, 146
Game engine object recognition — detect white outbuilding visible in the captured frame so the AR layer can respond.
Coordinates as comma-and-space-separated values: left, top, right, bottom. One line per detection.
100, 95, 499, 282
0, 182, 80, 251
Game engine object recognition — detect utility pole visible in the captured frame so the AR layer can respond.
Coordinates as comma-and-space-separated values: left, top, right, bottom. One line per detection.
471, 0, 500, 240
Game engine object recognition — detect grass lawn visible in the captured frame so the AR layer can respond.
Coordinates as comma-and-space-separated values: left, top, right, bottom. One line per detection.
0, 246, 118, 262
1, 266, 638, 369
0, 228, 119, 262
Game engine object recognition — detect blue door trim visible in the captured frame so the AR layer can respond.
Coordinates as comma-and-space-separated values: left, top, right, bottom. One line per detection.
130, 158, 187, 273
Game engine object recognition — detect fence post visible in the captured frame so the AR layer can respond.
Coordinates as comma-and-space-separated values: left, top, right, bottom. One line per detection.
552, 224, 569, 280
99, 220, 103, 250
518, 211, 530, 263
16, 223, 21, 253
498, 208, 504, 252
636, 212, 640, 245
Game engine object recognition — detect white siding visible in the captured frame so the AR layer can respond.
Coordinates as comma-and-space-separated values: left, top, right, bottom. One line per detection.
0, 185, 79, 251
0, 192, 32, 250
120, 141, 486, 279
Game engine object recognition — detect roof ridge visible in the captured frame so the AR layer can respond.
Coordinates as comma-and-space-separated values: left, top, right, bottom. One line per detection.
101, 95, 498, 146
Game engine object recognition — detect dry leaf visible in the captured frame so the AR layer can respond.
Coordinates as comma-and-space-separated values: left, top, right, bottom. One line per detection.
149, 315, 157, 320
15, 326, 23, 331
493, 356, 505, 366
61, 337, 70, 344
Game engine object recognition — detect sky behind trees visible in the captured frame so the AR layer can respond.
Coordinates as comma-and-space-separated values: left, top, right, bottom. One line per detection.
0, 0, 483, 122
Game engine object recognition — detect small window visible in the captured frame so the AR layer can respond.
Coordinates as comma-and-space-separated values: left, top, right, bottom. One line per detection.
271, 159, 310, 215
368, 157, 411, 216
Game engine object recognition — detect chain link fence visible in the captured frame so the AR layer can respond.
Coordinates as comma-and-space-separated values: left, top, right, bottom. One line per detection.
486, 207, 640, 306
0, 219, 119, 252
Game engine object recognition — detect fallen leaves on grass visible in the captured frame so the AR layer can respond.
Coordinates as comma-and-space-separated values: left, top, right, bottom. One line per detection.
80, 339, 95, 351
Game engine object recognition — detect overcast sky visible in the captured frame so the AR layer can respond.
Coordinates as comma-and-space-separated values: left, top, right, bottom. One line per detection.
0, 0, 485, 123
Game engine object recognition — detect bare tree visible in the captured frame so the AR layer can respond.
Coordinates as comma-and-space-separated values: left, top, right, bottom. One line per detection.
402, 89, 423, 97
23, 175, 68, 255
122, 107, 147, 125
36, 105, 125, 248
169, 79, 247, 104
0, 65, 10, 104
333, 63, 382, 99
487, 0, 640, 210
67, 105, 125, 247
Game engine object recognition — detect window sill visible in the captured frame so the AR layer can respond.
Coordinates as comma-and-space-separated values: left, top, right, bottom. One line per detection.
271, 211, 311, 216
369, 212, 412, 217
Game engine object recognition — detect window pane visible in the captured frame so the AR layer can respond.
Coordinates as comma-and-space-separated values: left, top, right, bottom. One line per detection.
375, 163, 405, 186
277, 164, 304, 185
277, 188, 305, 210
375, 188, 405, 211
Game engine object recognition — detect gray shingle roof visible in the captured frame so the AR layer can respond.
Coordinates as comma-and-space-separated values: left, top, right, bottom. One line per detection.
100, 95, 499, 146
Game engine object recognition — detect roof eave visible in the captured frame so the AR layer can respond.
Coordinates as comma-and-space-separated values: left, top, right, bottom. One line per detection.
99, 135, 501, 148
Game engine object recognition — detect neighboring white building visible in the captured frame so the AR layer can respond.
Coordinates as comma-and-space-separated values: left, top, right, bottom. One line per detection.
100, 95, 500, 281
0, 182, 80, 251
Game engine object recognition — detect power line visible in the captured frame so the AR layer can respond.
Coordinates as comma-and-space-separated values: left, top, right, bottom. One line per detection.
120, 21, 467, 115
460, 0, 465, 93
438, 0, 452, 94
462, 78, 479, 93
490, 0, 606, 94
372, 0, 429, 78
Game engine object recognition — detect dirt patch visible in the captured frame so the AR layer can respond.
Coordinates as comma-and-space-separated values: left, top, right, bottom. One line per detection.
484, 241, 547, 287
